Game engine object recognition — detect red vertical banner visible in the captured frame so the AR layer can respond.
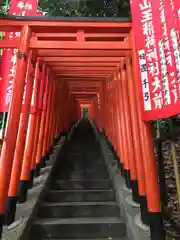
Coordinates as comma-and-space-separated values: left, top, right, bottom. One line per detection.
0, 47, 18, 112
151, 0, 179, 111
0, 0, 40, 112
163, 0, 180, 104
0, 0, 20, 111
130, 0, 161, 121
168, 0, 180, 99
130, 0, 180, 121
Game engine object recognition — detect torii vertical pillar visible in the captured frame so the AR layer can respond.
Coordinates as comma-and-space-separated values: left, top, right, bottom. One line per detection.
0, 26, 31, 232
131, 32, 165, 240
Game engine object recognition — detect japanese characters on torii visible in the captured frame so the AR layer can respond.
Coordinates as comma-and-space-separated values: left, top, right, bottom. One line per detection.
5, 49, 18, 105
5, 1, 35, 106
15, 1, 33, 16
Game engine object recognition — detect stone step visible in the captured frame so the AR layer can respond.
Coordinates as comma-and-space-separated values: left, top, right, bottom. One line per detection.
42, 238, 129, 240
31, 217, 126, 239
44, 189, 115, 202
21, 119, 127, 240
42, 238, 128, 240
50, 179, 112, 190
55, 172, 110, 180
37, 201, 120, 218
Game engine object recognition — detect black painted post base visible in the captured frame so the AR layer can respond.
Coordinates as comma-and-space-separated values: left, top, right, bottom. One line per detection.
149, 212, 165, 240
4, 197, 17, 225
113, 151, 119, 163
120, 162, 124, 177
139, 195, 149, 225
107, 140, 111, 149
34, 163, 41, 177
54, 136, 59, 145
116, 156, 121, 169
107, 140, 112, 150
0, 215, 4, 238
131, 180, 140, 203
110, 144, 115, 153
115, 157, 125, 178
124, 169, 131, 189
18, 180, 28, 203
48, 145, 53, 155
60, 131, 68, 137
40, 156, 46, 168
44, 152, 50, 162
28, 169, 34, 189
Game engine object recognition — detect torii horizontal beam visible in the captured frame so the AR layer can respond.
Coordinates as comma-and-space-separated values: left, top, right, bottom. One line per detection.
0, 19, 131, 32
69, 85, 100, 87
48, 62, 118, 67
57, 73, 110, 76
68, 84, 101, 87
69, 85, 100, 88
70, 91, 98, 95
68, 82, 101, 88
68, 80, 101, 84
77, 98, 93, 101
68, 82, 101, 84
43, 57, 122, 62
62, 77, 105, 81
0, 40, 130, 51
77, 100, 93, 104
74, 95, 96, 101
80, 104, 92, 107
52, 67, 115, 71
70, 89, 99, 92
39, 50, 130, 57
58, 70, 111, 73
30, 40, 131, 50
36, 33, 128, 39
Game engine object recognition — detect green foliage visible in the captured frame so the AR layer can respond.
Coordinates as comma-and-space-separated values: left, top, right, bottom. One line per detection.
38, 0, 130, 17
83, 108, 88, 117
0, 0, 130, 17
0, 0, 8, 16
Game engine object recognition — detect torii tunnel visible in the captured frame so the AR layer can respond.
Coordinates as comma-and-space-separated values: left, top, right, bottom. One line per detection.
0, 17, 165, 240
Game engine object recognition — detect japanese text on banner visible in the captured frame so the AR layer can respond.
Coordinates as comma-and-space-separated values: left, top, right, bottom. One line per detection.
130, 0, 180, 120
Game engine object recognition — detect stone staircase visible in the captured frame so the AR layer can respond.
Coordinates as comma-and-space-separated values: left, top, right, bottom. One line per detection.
23, 119, 128, 240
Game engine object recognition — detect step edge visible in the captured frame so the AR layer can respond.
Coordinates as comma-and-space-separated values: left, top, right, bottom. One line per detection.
48, 189, 113, 193
33, 217, 125, 225
39, 201, 117, 207
54, 179, 112, 183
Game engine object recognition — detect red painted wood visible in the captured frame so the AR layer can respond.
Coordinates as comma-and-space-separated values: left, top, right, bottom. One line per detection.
40, 51, 130, 58
0, 26, 32, 214
0, 17, 162, 221
0, 19, 131, 32
30, 39, 131, 50
0, 39, 20, 48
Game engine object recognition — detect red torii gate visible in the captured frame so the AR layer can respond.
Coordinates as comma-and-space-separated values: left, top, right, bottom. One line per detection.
0, 17, 164, 240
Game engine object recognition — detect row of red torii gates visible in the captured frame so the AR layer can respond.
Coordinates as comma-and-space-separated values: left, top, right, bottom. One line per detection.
0, 17, 164, 240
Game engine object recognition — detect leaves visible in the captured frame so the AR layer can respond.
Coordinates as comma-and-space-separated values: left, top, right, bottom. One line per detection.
0, 0, 130, 17
38, 0, 130, 17
0, 0, 8, 15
